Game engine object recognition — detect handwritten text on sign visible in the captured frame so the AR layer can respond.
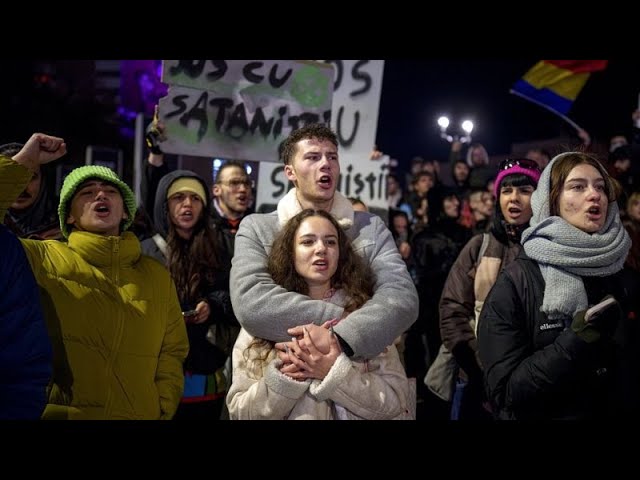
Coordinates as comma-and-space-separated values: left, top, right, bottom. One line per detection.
256, 60, 389, 211
158, 60, 334, 161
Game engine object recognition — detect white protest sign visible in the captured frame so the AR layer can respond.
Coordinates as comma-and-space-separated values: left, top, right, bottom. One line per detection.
157, 60, 334, 162
256, 60, 389, 211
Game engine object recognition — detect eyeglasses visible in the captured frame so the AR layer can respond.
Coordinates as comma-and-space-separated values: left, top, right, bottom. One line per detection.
217, 179, 255, 190
498, 158, 541, 173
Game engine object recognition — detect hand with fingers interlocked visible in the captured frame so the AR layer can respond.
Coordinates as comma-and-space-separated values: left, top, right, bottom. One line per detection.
275, 323, 341, 380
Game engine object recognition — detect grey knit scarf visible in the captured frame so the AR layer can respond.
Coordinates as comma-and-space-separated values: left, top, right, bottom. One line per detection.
521, 153, 631, 320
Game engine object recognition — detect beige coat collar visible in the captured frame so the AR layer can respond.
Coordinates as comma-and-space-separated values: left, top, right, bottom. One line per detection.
277, 188, 354, 230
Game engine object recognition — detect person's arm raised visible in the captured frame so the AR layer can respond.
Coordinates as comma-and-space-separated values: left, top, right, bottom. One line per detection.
12, 133, 66, 171
1, 133, 66, 218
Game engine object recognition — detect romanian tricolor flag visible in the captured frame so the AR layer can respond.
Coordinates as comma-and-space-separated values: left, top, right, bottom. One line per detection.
511, 60, 608, 117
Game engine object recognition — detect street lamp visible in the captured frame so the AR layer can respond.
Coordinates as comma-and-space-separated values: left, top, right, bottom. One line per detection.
437, 116, 474, 144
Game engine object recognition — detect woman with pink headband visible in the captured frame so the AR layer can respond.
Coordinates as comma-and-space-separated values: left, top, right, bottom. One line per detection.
436, 157, 541, 420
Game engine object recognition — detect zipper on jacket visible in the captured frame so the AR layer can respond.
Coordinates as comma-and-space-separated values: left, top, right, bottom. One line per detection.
112, 237, 120, 284
104, 235, 124, 417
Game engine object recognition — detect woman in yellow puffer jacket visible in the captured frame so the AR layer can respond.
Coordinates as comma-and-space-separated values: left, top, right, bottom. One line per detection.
0, 133, 189, 420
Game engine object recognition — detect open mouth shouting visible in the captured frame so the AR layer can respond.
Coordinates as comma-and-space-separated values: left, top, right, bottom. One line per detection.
94, 202, 111, 218
318, 175, 332, 190
176, 208, 198, 227
312, 258, 329, 271
586, 204, 602, 222
505, 205, 524, 222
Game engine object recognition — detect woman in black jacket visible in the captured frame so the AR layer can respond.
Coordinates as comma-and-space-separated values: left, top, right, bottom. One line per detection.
478, 152, 636, 420
141, 170, 238, 420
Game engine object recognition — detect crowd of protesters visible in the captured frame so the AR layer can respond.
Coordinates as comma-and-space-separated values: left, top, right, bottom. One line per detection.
384, 109, 640, 420
1, 108, 639, 420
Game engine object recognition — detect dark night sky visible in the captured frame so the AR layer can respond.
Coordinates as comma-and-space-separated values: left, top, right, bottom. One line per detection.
3, 59, 638, 173
375, 59, 640, 169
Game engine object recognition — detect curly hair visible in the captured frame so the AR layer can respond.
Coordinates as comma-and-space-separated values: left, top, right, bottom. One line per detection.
269, 209, 374, 312
245, 209, 375, 374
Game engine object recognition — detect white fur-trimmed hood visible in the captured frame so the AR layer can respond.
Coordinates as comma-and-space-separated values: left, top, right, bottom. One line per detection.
277, 188, 354, 230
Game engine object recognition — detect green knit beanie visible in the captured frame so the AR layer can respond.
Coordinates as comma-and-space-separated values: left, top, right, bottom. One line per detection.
58, 165, 137, 238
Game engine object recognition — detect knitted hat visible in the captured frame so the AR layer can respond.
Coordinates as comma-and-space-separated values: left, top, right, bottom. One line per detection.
58, 165, 137, 238
166, 177, 207, 206
494, 158, 542, 198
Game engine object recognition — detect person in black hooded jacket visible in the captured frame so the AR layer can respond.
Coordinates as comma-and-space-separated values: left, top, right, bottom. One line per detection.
141, 170, 238, 420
